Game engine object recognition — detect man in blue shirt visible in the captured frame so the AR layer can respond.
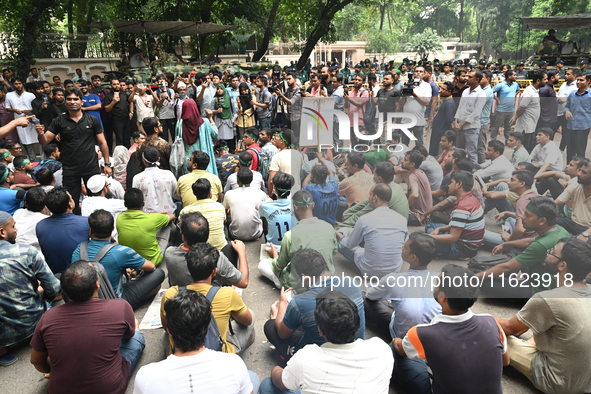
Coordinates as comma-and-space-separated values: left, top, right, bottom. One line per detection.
80, 81, 103, 128
478, 70, 494, 164
72, 209, 164, 309
366, 232, 441, 394
258, 172, 295, 247
564, 74, 591, 162
302, 156, 339, 226
429, 81, 456, 157
491, 70, 520, 142
263, 248, 364, 361
0, 164, 26, 215
36, 187, 89, 274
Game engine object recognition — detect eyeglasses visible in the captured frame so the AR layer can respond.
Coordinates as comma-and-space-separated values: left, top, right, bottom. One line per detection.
13, 147, 22, 150
546, 248, 563, 262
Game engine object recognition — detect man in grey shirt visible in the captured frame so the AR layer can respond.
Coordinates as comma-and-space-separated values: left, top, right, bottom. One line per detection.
165, 211, 249, 288
414, 145, 443, 191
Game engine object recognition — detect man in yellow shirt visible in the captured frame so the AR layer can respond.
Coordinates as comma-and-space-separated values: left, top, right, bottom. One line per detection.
178, 151, 223, 207
160, 243, 254, 355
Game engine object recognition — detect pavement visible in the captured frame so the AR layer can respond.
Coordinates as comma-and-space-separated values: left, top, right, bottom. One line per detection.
1, 222, 542, 394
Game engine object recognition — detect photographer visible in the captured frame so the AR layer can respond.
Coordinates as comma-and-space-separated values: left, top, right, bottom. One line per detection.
275, 73, 302, 132
304, 73, 327, 98
400, 66, 431, 146
154, 74, 176, 142
250, 76, 273, 130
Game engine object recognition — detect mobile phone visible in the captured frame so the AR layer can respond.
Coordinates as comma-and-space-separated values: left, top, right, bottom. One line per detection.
29, 116, 40, 125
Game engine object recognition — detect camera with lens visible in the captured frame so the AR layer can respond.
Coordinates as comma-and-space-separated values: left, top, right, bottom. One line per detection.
267, 78, 285, 94
401, 72, 421, 96
158, 81, 168, 90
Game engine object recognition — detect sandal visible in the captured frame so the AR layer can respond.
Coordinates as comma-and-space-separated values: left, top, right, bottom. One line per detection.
0, 351, 18, 366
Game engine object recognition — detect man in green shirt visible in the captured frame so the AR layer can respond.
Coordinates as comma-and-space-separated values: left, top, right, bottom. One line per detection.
475, 196, 570, 299
117, 188, 175, 266
507, 132, 531, 168
258, 190, 337, 292
338, 161, 408, 229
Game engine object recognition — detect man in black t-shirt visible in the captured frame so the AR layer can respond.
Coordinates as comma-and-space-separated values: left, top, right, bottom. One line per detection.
104, 78, 134, 148
36, 87, 111, 212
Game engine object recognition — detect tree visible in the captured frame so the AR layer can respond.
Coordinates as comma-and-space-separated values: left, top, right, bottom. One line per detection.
405, 28, 443, 59
251, 0, 281, 61
365, 30, 399, 54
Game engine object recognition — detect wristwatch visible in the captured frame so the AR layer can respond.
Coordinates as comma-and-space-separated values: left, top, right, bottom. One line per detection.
582, 232, 590, 238
104, 162, 112, 168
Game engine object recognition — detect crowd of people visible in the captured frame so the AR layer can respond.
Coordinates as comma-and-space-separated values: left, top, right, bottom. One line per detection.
0, 54, 590, 394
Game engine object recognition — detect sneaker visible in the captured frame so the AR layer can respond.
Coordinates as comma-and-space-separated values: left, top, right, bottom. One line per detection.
0, 351, 18, 366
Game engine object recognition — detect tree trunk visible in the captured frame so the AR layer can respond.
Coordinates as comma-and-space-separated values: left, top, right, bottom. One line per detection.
436, 7, 440, 35
252, 0, 281, 62
16, 0, 56, 79
69, 0, 95, 58
379, 1, 386, 31
457, 0, 464, 41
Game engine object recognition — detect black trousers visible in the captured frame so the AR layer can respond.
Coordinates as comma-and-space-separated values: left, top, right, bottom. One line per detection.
566, 128, 591, 163
536, 176, 565, 200
364, 298, 394, 340
122, 268, 165, 310
63, 173, 95, 214
160, 118, 177, 143
263, 319, 303, 362
523, 132, 536, 153
112, 118, 131, 148
556, 217, 587, 235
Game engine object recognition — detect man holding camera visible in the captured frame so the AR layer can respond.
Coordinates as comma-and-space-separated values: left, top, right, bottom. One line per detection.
276, 72, 302, 133
401, 66, 432, 146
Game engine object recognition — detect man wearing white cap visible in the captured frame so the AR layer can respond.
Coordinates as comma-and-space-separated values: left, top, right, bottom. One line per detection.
0, 210, 60, 366
81, 174, 127, 228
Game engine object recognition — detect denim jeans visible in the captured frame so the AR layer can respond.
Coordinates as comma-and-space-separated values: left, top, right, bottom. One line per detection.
456, 127, 479, 163
484, 182, 514, 214
259, 377, 300, 394
120, 331, 146, 375
483, 217, 516, 248
389, 324, 431, 394
259, 117, 272, 130
425, 222, 469, 259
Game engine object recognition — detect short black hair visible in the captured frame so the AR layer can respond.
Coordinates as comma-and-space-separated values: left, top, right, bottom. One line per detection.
164, 289, 211, 352
132, 131, 146, 141
482, 69, 492, 81
517, 161, 539, 176
412, 144, 429, 158
13, 155, 29, 169
238, 151, 253, 167
88, 209, 114, 238
278, 128, 294, 147
292, 248, 329, 278
190, 151, 210, 170
314, 290, 360, 344
405, 150, 424, 168
292, 189, 314, 208
527, 196, 558, 226
65, 87, 83, 99
372, 183, 392, 202
374, 161, 395, 183
43, 143, 59, 158
61, 260, 99, 302
192, 178, 211, 200
25, 188, 46, 212
45, 186, 70, 214
450, 170, 474, 191
531, 71, 546, 84
391, 131, 401, 142
509, 131, 525, 143
537, 127, 554, 139
142, 146, 160, 165
512, 169, 534, 189
237, 167, 253, 186
455, 158, 474, 172
367, 73, 377, 83
142, 117, 160, 136
442, 130, 456, 145
560, 238, 591, 281
450, 147, 467, 162
273, 172, 294, 198
408, 232, 437, 266
347, 152, 365, 169
311, 164, 329, 184
124, 188, 144, 209
186, 242, 219, 281
488, 139, 504, 154
180, 212, 209, 246
439, 264, 479, 311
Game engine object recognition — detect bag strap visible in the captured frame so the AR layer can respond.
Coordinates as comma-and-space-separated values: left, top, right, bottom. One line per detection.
206, 286, 220, 302
94, 243, 117, 263
80, 241, 89, 261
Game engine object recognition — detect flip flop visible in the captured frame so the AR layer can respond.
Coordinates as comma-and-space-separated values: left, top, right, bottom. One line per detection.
0, 351, 17, 366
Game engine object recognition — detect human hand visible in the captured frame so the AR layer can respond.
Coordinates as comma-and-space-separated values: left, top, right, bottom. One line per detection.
492, 243, 506, 256
231, 239, 246, 255
270, 300, 279, 319
266, 243, 278, 258
430, 227, 441, 236
103, 166, 113, 177
279, 287, 291, 304
493, 212, 506, 221
500, 231, 511, 242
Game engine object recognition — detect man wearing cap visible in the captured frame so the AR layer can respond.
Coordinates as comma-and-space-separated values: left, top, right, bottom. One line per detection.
36, 87, 111, 213
580, 60, 589, 75
0, 210, 60, 366
516, 62, 527, 79
81, 174, 127, 221
478, 59, 487, 71
555, 60, 565, 78
0, 164, 26, 215
352, 64, 364, 80
437, 62, 455, 83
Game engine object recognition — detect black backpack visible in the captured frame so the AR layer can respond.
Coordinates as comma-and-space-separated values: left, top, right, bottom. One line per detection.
178, 286, 226, 351
79, 241, 122, 299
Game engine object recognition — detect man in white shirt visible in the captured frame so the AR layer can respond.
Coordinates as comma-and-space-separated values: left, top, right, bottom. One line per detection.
402, 66, 432, 146
223, 167, 270, 241
132, 146, 177, 213
13, 188, 48, 251
259, 290, 393, 394
531, 128, 565, 199
452, 71, 487, 163
5, 78, 38, 160
556, 68, 579, 150
133, 288, 258, 394
81, 174, 127, 237
268, 129, 303, 198
511, 71, 546, 152
476, 140, 515, 214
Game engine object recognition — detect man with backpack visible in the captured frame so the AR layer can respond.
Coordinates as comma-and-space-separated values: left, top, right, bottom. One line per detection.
160, 243, 255, 355
71, 209, 164, 310
242, 127, 263, 172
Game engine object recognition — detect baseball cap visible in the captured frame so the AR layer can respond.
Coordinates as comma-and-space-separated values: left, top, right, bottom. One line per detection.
479, 59, 486, 65
539, 61, 549, 66
517, 62, 525, 66
393, 68, 401, 75
87, 175, 108, 194
329, 65, 339, 72
581, 60, 589, 65
354, 63, 362, 68
555, 59, 564, 65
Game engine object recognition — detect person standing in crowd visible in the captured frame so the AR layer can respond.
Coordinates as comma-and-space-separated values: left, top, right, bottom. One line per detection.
180, 99, 218, 176
452, 71, 486, 163
268, 128, 303, 197
564, 74, 591, 162
79, 81, 103, 128
104, 78, 134, 148
276, 72, 302, 134
477, 70, 494, 164
556, 68, 579, 150
5, 78, 38, 160
511, 71, 546, 152
490, 70, 519, 142
429, 81, 456, 157
213, 83, 235, 151
36, 87, 111, 212
537, 70, 559, 132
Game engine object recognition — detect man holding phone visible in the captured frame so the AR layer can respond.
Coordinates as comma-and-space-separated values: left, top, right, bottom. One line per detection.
130, 83, 158, 132
155, 74, 176, 142
104, 78, 134, 148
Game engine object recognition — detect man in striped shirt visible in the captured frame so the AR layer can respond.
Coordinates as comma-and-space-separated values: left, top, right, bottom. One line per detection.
426, 170, 484, 259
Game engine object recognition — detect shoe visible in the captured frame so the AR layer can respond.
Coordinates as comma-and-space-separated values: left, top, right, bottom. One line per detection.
0, 351, 18, 366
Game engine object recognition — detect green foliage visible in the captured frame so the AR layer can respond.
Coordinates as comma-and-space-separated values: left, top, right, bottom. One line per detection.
365, 30, 400, 54
405, 28, 443, 58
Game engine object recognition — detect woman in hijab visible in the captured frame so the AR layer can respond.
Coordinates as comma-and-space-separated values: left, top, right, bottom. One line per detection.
236, 82, 256, 141
213, 83, 235, 151
178, 98, 218, 175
